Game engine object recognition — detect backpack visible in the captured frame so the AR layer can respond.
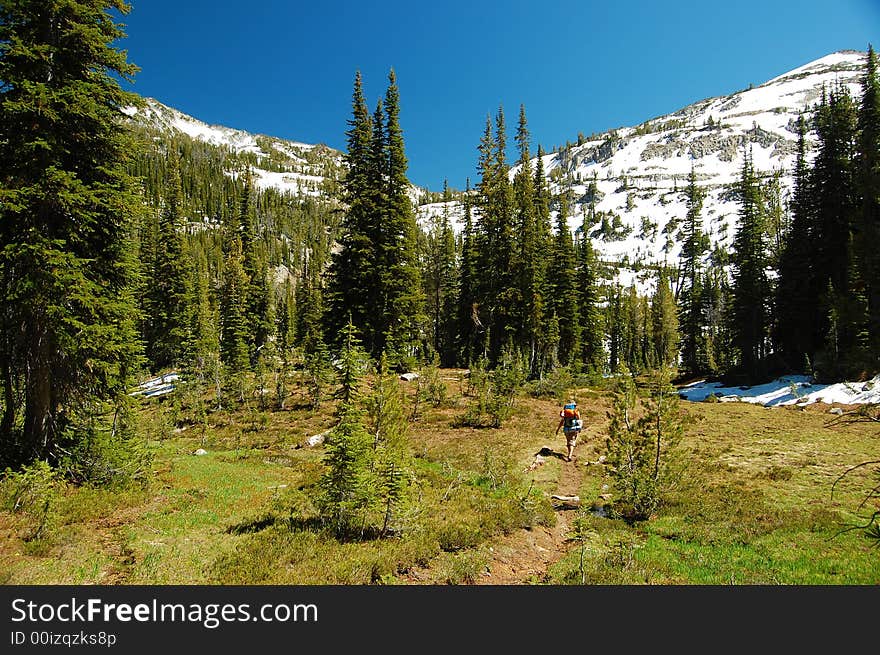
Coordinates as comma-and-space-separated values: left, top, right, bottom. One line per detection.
562, 403, 582, 431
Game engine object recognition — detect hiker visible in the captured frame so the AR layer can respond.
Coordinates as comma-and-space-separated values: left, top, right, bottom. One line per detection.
555, 399, 582, 462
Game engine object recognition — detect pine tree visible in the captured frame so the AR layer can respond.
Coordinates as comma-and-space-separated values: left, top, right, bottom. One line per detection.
336, 317, 369, 408
364, 354, 411, 536
607, 282, 623, 374
318, 399, 372, 539
423, 179, 457, 364
379, 70, 425, 365
652, 269, 680, 369
622, 284, 643, 373
547, 191, 581, 366
0, 0, 144, 468
273, 278, 296, 410
147, 149, 193, 371
328, 70, 424, 365
438, 185, 459, 367
456, 179, 481, 364
775, 116, 816, 372
731, 151, 770, 380
678, 166, 708, 375
220, 235, 251, 376
475, 106, 517, 363
811, 85, 860, 377
856, 45, 880, 367
533, 146, 556, 375
703, 249, 735, 375
239, 168, 273, 365
327, 72, 375, 353
576, 218, 605, 375
512, 105, 543, 373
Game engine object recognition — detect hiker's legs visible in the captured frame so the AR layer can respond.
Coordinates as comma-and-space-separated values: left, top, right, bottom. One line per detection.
566, 431, 578, 461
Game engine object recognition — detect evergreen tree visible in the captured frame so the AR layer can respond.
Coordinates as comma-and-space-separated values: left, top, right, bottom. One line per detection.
364, 354, 411, 536
575, 219, 605, 375
678, 166, 708, 375
318, 399, 372, 539
652, 270, 680, 369
547, 192, 581, 366
379, 70, 425, 365
239, 168, 273, 365
0, 0, 144, 468
775, 116, 816, 372
622, 284, 643, 373
512, 105, 543, 374
703, 248, 735, 375
456, 179, 481, 364
220, 235, 251, 376
328, 70, 424, 365
327, 72, 375, 352
475, 106, 517, 363
146, 149, 192, 371
811, 85, 860, 377
423, 179, 458, 365
336, 317, 369, 408
438, 186, 459, 367
533, 146, 556, 375
856, 45, 880, 367
731, 151, 770, 380
607, 282, 623, 374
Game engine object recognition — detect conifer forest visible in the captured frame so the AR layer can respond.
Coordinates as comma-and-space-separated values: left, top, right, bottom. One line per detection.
0, 1, 878, 586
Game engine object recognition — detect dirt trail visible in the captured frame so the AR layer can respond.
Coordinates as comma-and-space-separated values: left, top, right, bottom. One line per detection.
475, 436, 599, 585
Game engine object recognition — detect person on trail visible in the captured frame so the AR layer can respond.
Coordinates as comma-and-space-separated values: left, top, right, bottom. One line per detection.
555, 399, 582, 462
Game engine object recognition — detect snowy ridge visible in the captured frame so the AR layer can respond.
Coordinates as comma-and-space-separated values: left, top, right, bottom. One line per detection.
534, 50, 866, 291
417, 51, 867, 294
126, 98, 344, 199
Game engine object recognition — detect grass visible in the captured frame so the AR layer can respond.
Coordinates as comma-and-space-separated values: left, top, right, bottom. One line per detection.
1, 371, 877, 585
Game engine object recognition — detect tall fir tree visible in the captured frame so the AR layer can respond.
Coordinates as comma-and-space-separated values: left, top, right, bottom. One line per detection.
327, 72, 375, 353
606, 282, 623, 374
856, 45, 880, 367
775, 116, 817, 372
379, 70, 426, 365
438, 184, 459, 367
652, 270, 680, 370
513, 105, 543, 374
328, 70, 424, 365
678, 166, 708, 375
0, 0, 144, 467
239, 168, 273, 365
532, 145, 557, 375
456, 179, 481, 364
547, 191, 581, 366
219, 234, 251, 376
576, 216, 605, 375
731, 151, 770, 380
474, 107, 517, 363
811, 84, 860, 377
146, 149, 193, 371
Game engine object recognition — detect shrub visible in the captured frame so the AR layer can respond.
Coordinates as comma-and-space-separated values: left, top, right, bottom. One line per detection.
456, 350, 527, 428
1, 460, 59, 542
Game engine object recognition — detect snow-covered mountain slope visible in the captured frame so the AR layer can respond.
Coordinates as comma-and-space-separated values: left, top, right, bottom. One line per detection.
124, 49, 868, 289
536, 50, 866, 290
124, 97, 345, 198
422, 50, 867, 292
124, 97, 442, 206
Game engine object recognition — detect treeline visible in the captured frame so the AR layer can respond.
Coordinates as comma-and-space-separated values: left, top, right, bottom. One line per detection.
140, 46, 880, 395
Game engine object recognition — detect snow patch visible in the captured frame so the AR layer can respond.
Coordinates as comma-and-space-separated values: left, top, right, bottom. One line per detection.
679, 374, 880, 407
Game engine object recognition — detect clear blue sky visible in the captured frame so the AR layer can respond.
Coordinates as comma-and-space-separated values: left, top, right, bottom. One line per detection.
116, 0, 880, 191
